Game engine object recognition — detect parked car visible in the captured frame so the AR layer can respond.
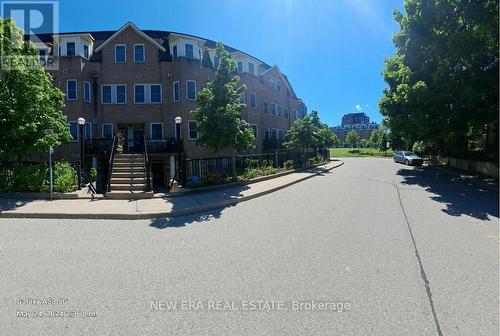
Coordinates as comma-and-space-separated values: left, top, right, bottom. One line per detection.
393, 151, 423, 166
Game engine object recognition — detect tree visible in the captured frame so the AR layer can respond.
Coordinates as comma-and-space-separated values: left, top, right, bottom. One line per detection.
283, 111, 337, 153
192, 42, 255, 178
346, 130, 359, 148
380, 132, 389, 155
380, 0, 499, 159
368, 128, 383, 149
0, 18, 71, 164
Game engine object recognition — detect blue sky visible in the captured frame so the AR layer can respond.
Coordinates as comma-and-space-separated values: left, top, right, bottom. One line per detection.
56, 0, 403, 126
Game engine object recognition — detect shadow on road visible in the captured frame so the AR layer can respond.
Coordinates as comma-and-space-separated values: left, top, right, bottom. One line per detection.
397, 167, 499, 221
149, 208, 227, 229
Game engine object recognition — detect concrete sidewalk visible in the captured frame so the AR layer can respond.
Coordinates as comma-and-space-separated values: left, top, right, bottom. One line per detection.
0, 160, 343, 220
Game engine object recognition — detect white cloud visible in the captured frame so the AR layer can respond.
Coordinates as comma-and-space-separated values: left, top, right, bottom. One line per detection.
355, 104, 363, 111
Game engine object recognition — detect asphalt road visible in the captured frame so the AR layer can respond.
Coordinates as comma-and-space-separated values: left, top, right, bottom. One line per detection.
1, 158, 498, 335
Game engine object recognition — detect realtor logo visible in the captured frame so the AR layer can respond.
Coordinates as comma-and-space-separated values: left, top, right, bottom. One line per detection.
1, 0, 59, 69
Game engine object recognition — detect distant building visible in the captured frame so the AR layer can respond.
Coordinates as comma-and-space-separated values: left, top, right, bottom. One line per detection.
331, 112, 379, 144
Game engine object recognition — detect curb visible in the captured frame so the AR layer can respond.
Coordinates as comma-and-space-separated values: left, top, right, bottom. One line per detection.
0, 161, 344, 220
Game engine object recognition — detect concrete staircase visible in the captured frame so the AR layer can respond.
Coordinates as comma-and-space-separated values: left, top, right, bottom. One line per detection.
106, 153, 154, 199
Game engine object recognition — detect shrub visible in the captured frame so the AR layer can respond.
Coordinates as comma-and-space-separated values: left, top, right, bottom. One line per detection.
13, 164, 48, 192
284, 160, 294, 170
89, 168, 97, 182
53, 162, 77, 193
307, 158, 316, 166
245, 158, 259, 169
243, 168, 260, 179
0, 168, 15, 192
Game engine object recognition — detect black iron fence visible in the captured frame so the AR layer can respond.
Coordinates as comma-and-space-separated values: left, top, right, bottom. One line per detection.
182, 148, 330, 188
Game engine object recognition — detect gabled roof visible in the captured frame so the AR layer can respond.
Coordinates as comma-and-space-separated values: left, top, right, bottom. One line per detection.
94, 22, 166, 53
260, 65, 295, 96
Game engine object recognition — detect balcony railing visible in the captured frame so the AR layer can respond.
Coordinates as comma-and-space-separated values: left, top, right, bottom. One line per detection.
85, 138, 182, 155
262, 138, 284, 150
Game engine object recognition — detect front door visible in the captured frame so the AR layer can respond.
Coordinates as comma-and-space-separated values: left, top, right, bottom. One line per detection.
133, 129, 145, 153
118, 128, 129, 153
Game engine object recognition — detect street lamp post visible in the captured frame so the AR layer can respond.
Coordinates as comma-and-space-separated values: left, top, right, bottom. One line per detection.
77, 117, 86, 190
175, 116, 183, 184
45, 129, 54, 200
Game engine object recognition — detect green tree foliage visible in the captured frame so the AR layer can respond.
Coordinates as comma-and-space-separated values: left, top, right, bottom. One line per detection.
346, 130, 360, 148
368, 128, 383, 148
283, 110, 338, 151
193, 42, 255, 177
0, 18, 71, 163
379, 0, 499, 158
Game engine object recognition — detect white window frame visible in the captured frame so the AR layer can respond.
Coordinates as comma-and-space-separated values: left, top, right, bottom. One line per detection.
248, 63, 255, 75
249, 92, 257, 109
102, 123, 113, 139
115, 85, 127, 104
188, 120, 199, 140
83, 81, 91, 103
150, 122, 164, 142
83, 44, 89, 59
149, 84, 162, 104
66, 42, 76, 56
277, 105, 282, 117
134, 84, 146, 104
237, 61, 243, 73
114, 44, 126, 63
66, 79, 77, 101
186, 80, 196, 101
101, 85, 113, 104
173, 81, 180, 102
133, 43, 145, 63
185, 43, 194, 58
270, 103, 277, 116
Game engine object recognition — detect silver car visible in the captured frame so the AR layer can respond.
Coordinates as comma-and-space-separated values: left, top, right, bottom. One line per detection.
393, 151, 423, 166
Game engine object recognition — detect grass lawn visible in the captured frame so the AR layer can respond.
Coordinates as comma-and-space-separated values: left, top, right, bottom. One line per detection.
330, 147, 394, 158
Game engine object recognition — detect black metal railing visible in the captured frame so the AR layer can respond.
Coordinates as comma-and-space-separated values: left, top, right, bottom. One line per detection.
85, 137, 181, 155
146, 138, 182, 154
143, 134, 152, 191
262, 138, 284, 150
106, 135, 117, 192
85, 138, 114, 155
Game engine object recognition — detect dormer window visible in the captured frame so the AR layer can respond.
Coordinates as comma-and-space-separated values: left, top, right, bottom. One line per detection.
237, 61, 243, 73
115, 44, 126, 63
173, 45, 178, 59
66, 42, 75, 56
83, 44, 89, 59
185, 44, 194, 58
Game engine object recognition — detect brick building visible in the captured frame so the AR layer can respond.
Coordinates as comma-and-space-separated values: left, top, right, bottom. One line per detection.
331, 113, 379, 144
32, 22, 307, 190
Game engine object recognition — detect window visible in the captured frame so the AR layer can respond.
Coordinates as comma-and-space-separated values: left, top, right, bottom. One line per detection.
284, 108, 289, 119
115, 44, 126, 63
66, 42, 75, 56
173, 45, 178, 59
251, 124, 258, 139
84, 122, 92, 140
66, 80, 77, 100
186, 80, 196, 101
239, 92, 245, 104
277, 129, 283, 140
271, 128, 277, 139
134, 84, 162, 104
271, 103, 277, 116
38, 48, 47, 58
150, 123, 163, 141
83, 44, 89, 59
248, 63, 255, 75
237, 61, 243, 73
263, 101, 268, 113
134, 44, 144, 62
264, 128, 270, 140
173, 81, 180, 102
269, 77, 279, 91
83, 81, 91, 103
185, 43, 194, 58
102, 85, 112, 104
150, 84, 162, 103
249, 92, 257, 109
102, 123, 113, 139
69, 121, 77, 141
213, 56, 219, 69
134, 84, 146, 104
101, 85, 126, 104
277, 105, 282, 117
116, 85, 126, 104
188, 121, 198, 140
